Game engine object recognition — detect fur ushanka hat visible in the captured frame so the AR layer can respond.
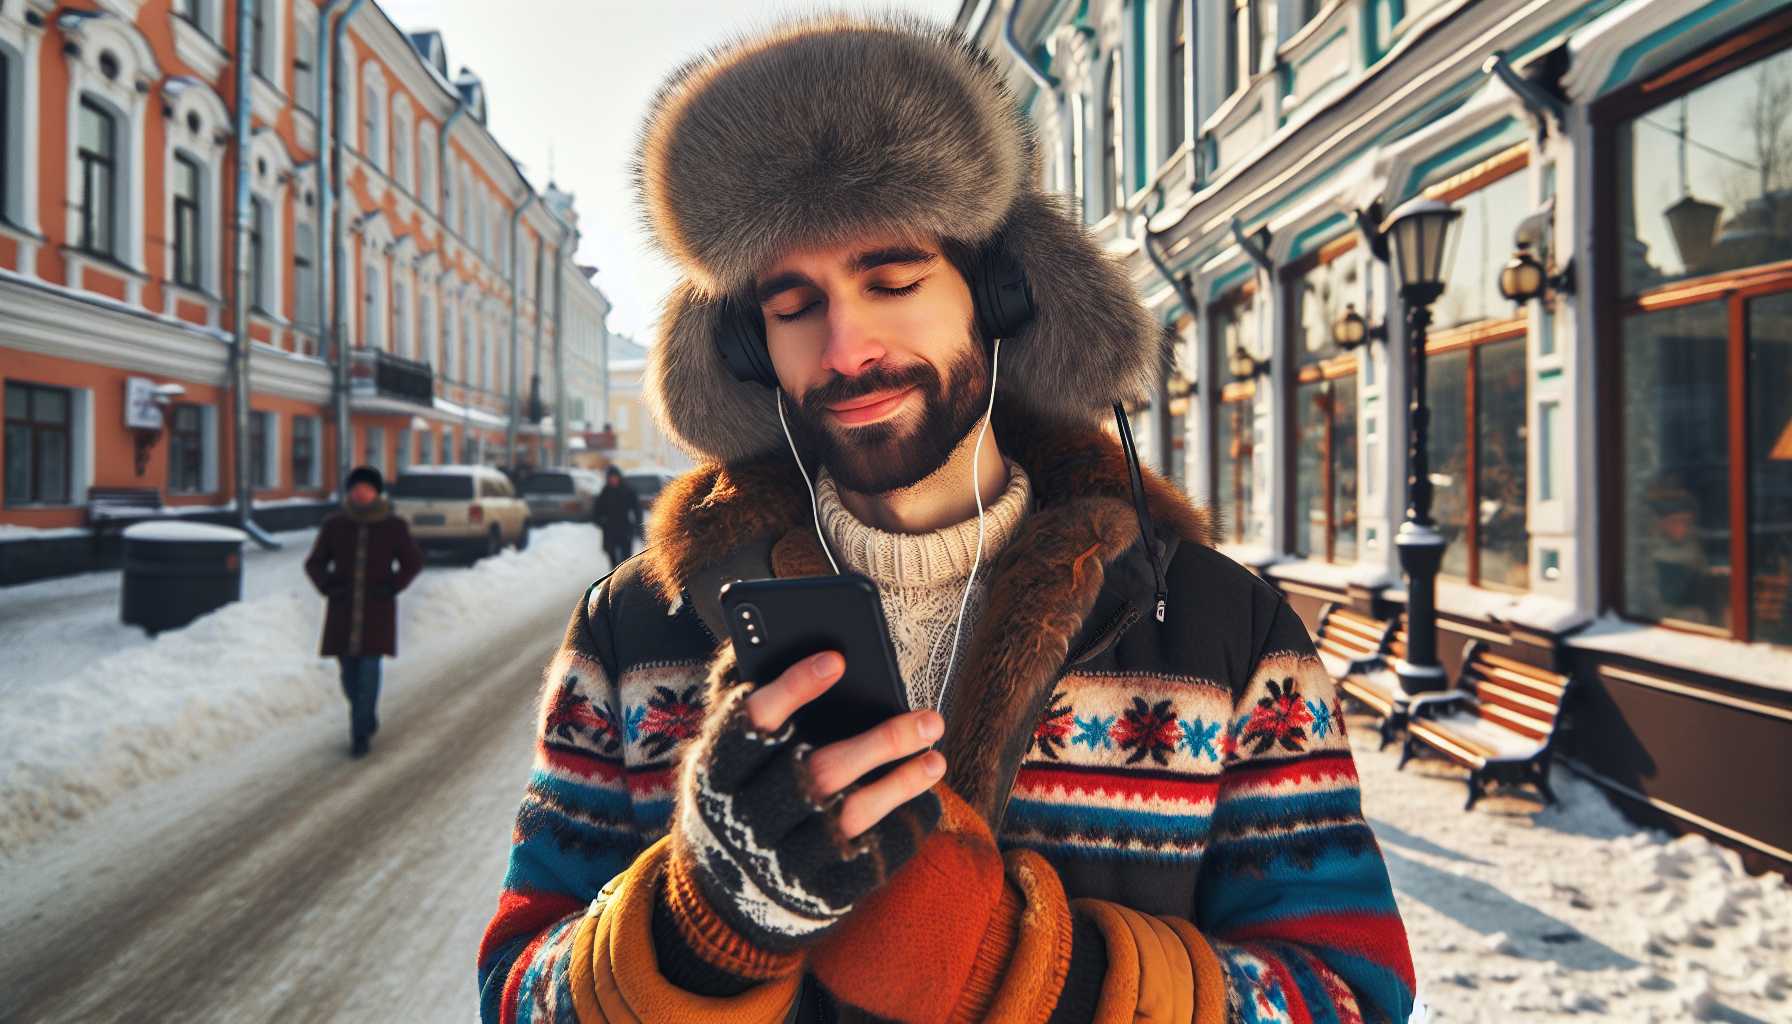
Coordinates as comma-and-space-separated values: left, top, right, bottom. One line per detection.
636, 14, 1162, 464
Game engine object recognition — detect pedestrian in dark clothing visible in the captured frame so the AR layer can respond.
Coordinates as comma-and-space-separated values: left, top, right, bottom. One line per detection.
304, 465, 424, 757
593, 467, 642, 569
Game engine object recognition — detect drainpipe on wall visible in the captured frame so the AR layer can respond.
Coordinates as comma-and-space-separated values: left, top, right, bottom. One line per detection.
527, 229, 544, 450
542, 206, 574, 467
324, 0, 369, 493
504, 191, 539, 467
229, 0, 276, 549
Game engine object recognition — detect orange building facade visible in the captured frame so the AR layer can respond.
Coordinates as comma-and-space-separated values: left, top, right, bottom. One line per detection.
2, 0, 600, 538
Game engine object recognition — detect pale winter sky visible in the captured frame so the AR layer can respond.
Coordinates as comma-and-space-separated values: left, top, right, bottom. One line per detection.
375, 0, 968, 343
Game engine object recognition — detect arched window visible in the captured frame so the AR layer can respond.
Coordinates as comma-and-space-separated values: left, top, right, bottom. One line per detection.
1101, 56, 1123, 217
392, 100, 412, 193
1166, 1, 1187, 161
76, 98, 117, 256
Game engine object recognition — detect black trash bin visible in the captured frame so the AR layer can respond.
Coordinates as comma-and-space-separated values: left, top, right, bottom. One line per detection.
120, 521, 246, 636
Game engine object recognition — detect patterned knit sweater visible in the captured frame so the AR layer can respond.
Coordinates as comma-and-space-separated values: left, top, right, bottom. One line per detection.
476, 436, 1416, 1024
814, 462, 1032, 714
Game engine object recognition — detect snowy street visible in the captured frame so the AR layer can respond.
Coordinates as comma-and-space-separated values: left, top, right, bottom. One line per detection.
1, 522, 1788, 1023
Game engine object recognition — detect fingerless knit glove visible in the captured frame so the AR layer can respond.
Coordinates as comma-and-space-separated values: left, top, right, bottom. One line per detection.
656, 679, 941, 992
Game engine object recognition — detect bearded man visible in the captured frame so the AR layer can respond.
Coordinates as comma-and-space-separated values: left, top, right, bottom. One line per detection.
478, 16, 1414, 1024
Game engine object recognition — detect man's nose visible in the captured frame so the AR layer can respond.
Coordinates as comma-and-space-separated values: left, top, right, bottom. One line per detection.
819, 299, 886, 378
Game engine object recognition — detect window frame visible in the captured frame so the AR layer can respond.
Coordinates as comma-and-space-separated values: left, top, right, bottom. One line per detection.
1165, 0, 1188, 164
292, 20, 315, 116
4, 382, 74, 506
1101, 53, 1123, 218
1281, 233, 1363, 564
76, 97, 117, 258
168, 402, 206, 494
1210, 281, 1263, 545
1594, 8, 1792, 644
291, 413, 317, 489
249, 195, 268, 311
171, 152, 203, 290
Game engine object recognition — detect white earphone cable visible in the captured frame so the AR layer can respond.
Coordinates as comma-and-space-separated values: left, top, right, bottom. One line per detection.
930, 335, 1001, 717
778, 389, 843, 576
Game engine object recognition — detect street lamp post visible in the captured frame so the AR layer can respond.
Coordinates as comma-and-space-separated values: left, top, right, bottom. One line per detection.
1382, 197, 1462, 695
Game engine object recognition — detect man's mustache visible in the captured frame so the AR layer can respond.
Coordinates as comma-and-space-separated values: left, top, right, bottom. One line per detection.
800, 363, 938, 415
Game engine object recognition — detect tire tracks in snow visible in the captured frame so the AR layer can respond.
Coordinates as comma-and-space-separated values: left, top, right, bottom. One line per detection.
0, 602, 563, 1023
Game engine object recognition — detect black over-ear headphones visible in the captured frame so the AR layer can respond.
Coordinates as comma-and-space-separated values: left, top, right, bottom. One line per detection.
714, 238, 1037, 389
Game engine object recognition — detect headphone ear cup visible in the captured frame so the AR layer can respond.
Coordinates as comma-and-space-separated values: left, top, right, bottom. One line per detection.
715, 296, 780, 389
973, 243, 1037, 342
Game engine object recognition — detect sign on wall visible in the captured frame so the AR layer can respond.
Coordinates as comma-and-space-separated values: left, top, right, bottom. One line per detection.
125, 378, 165, 431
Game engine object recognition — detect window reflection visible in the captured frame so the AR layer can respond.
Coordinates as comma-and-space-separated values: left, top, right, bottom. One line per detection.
1619, 47, 1792, 294
1434, 171, 1529, 330
1748, 292, 1792, 645
1429, 350, 1470, 580
1621, 302, 1732, 630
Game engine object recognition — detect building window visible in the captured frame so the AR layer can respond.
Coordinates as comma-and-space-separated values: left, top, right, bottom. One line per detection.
294, 221, 317, 327
173, 0, 200, 26
363, 81, 383, 170
77, 98, 117, 257
2, 49, 10, 221
168, 403, 205, 493
292, 415, 316, 488
249, 410, 273, 489
417, 124, 436, 211
1101, 56, 1123, 217
362, 426, 385, 474
418, 429, 434, 466
1427, 337, 1529, 590
364, 262, 382, 350
1211, 287, 1263, 545
293, 22, 315, 115
394, 279, 409, 359
1433, 164, 1530, 331
393, 105, 412, 193
442, 303, 456, 378
172, 154, 203, 290
396, 427, 411, 471
250, 197, 268, 310
1606, 28, 1792, 646
4, 382, 72, 506
1166, 1, 1187, 161
1288, 247, 1363, 563
251, 1, 268, 79
418, 293, 434, 369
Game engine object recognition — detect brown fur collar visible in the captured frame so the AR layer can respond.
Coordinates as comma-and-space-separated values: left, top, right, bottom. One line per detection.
644, 405, 1214, 821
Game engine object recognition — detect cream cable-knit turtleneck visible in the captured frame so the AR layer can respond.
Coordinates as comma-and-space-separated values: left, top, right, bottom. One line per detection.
814, 462, 1033, 715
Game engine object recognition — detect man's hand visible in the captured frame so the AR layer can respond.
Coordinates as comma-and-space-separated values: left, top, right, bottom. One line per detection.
667, 651, 944, 953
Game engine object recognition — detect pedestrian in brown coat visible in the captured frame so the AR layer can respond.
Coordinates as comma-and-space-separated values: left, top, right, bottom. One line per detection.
303, 465, 424, 757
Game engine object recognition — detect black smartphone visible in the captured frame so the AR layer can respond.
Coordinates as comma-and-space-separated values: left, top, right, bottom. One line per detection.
719, 574, 910, 751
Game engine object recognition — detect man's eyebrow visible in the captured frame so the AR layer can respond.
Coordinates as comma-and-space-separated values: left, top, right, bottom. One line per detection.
754, 271, 813, 304
848, 246, 937, 274
753, 247, 936, 303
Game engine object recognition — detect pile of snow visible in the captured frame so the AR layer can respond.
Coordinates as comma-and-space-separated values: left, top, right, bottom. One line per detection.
120, 521, 249, 542
0, 524, 607, 856
1348, 713, 1792, 1022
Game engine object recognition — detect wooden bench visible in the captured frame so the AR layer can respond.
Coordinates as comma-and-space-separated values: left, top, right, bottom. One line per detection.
1319, 605, 1408, 750
1398, 641, 1576, 810
86, 487, 166, 533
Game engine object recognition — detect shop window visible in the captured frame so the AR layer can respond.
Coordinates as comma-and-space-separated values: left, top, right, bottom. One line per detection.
1288, 246, 1363, 563
168, 403, 206, 494
1432, 168, 1529, 331
4, 383, 72, 505
1616, 46, 1792, 295
1211, 285, 1264, 545
1608, 21, 1792, 645
1428, 338, 1529, 589
292, 415, 316, 488
249, 410, 274, 489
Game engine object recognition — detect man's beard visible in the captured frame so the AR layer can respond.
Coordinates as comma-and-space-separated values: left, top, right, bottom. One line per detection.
784, 341, 991, 496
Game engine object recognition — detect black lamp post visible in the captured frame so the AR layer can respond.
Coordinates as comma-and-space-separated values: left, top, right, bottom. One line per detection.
1383, 196, 1462, 695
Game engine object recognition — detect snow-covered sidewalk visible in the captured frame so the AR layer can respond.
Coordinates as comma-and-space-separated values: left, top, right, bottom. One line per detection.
0, 523, 608, 856
1349, 712, 1792, 1022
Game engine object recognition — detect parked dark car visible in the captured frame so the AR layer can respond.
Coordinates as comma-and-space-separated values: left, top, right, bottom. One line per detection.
623, 470, 676, 520
520, 468, 604, 525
